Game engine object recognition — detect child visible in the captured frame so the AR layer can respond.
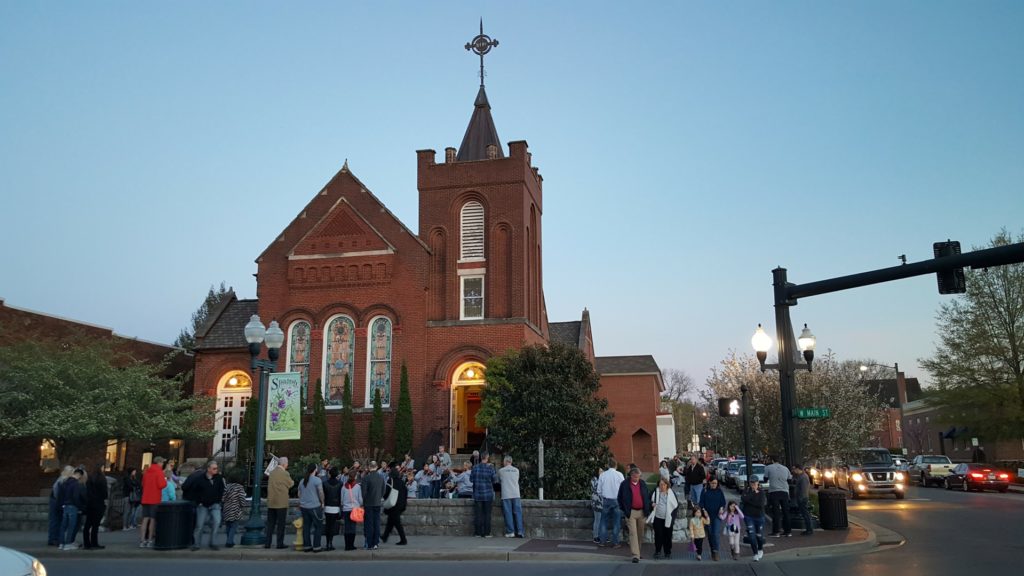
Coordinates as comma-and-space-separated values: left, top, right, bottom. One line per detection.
720, 501, 745, 560
688, 504, 710, 560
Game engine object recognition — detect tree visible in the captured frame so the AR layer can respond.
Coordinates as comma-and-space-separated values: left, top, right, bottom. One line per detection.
236, 390, 258, 464
922, 229, 1024, 444
661, 368, 698, 453
478, 343, 615, 499
368, 388, 385, 450
338, 374, 355, 461
0, 339, 214, 465
310, 379, 328, 456
393, 362, 414, 456
174, 282, 231, 351
701, 350, 885, 461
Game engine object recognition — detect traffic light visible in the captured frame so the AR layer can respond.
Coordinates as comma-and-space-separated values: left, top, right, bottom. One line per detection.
718, 397, 740, 417
934, 240, 966, 294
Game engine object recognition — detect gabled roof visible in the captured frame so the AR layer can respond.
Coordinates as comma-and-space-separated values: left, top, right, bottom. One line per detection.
195, 298, 259, 350
548, 321, 581, 348
596, 355, 661, 375
456, 86, 504, 162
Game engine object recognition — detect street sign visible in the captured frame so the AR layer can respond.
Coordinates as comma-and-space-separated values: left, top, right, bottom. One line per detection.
793, 407, 831, 419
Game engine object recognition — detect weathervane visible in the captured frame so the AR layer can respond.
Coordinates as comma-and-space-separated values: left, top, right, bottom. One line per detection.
465, 19, 498, 87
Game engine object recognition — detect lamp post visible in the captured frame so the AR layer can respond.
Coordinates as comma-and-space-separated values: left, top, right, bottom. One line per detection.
860, 362, 901, 449
740, 384, 753, 479
751, 314, 817, 468
240, 314, 285, 546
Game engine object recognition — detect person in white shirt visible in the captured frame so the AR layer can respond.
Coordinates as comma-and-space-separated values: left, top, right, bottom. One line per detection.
497, 456, 524, 537
763, 456, 793, 537
596, 458, 625, 547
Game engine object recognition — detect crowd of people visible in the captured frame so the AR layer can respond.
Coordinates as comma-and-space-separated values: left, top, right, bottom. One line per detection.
591, 453, 815, 563
48, 444, 528, 553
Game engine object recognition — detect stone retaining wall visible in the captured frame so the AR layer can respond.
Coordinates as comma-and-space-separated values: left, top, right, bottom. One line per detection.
0, 497, 593, 540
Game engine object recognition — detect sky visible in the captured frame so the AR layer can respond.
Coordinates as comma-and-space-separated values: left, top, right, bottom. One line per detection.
2, 1, 1022, 390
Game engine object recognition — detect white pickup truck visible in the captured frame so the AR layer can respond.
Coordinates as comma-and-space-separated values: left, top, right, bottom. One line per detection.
910, 455, 955, 487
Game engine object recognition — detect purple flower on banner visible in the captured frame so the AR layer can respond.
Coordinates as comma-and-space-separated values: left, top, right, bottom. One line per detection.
278, 399, 286, 409
271, 412, 280, 423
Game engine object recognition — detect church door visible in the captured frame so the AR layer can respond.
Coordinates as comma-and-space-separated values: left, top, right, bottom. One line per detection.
216, 371, 253, 461
450, 362, 487, 455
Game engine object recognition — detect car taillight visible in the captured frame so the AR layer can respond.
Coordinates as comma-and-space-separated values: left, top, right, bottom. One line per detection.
969, 473, 984, 479
998, 473, 1009, 479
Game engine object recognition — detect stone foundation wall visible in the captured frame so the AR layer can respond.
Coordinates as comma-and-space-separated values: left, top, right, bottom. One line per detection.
0, 497, 593, 540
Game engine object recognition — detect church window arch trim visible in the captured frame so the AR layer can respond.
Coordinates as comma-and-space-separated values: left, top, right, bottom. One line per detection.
365, 315, 393, 407
322, 314, 356, 408
459, 200, 485, 262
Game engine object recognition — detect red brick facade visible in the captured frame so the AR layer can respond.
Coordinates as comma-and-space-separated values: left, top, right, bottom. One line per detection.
0, 299, 192, 496
191, 87, 666, 469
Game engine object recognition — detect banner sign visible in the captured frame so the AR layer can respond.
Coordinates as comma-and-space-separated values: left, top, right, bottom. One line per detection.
266, 372, 302, 441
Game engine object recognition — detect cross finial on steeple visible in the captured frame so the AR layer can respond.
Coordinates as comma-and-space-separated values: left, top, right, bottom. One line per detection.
465, 18, 499, 87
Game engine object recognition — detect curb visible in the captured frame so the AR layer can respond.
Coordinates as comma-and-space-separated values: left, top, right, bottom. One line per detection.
763, 515, 902, 561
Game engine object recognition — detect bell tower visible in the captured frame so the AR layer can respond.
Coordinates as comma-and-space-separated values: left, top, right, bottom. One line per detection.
416, 22, 545, 333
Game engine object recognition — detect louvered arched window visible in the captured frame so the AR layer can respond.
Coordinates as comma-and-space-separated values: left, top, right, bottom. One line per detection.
460, 201, 485, 261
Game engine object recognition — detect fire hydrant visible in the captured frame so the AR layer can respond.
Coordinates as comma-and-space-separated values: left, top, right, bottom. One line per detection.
292, 516, 303, 550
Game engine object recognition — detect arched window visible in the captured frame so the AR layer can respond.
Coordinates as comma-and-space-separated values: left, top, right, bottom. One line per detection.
286, 320, 311, 407
366, 316, 392, 407
460, 201, 485, 261
323, 315, 356, 407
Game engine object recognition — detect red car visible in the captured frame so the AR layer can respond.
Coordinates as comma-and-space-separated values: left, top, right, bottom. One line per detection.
944, 463, 1011, 493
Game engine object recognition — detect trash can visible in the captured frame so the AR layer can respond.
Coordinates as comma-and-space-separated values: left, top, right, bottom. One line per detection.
817, 489, 848, 530
154, 501, 194, 550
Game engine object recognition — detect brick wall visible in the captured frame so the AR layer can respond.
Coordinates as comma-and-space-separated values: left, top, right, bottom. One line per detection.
597, 374, 662, 472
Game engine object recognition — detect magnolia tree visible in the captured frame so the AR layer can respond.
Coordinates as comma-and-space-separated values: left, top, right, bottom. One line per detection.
701, 350, 886, 461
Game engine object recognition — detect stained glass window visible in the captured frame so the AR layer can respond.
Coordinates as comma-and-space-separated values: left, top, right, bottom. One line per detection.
366, 316, 392, 406
462, 276, 484, 319
287, 321, 311, 407
323, 315, 355, 407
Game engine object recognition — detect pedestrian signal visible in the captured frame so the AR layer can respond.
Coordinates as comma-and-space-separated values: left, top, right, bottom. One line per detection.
718, 398, 740, 417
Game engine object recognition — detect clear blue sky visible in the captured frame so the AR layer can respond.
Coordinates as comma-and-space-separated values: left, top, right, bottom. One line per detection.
2, 1, 1022, 388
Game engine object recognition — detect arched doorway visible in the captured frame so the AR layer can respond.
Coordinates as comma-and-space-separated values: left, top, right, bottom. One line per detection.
450, 362, 487, 454
631, 429, 654, 469
215, 370, 252, 461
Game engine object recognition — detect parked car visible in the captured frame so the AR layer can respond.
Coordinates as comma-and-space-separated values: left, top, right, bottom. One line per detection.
836, 448, 906, 499
910, 454, 955, 487
0, 546, 46, 576
723, 460, 745, 488
734, 463, 766, 491
708, 458, 730, 476
944, 463, 1011, 493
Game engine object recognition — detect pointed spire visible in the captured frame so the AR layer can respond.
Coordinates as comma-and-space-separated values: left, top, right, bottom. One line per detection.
458, 21, 503, 161
342, 158, 349, 172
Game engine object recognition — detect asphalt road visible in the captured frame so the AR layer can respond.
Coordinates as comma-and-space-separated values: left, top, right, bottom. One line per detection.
36, 484, 1024, 576
774, 483, 1024, 575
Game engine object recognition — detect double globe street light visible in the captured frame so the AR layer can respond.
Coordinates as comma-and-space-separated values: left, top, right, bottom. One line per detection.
750, 322, 816, 468
240, 315, 285, 546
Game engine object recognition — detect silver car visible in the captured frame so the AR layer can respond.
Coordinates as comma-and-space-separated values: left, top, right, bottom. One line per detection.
734, 463, 767, 491
0, 547, 46, 576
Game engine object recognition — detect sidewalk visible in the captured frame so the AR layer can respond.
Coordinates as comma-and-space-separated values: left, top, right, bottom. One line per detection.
0, 520, 878, 563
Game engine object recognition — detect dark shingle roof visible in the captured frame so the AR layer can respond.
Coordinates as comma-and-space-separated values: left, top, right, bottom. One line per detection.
864, 378, 924, 407
196, 299, 259, 350
595, 355, 661, 375
549, 321, 581, 348
456, 86, 504, 162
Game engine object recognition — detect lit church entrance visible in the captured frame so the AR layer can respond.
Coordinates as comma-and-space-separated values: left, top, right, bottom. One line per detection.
215, 370, 252, 461
450, 362, 487, 455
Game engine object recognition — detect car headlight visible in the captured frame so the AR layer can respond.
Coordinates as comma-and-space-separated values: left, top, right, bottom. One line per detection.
810, 468, 819, 476
824, 470, 834, 478
32, 558, 47, 576
852, 473, 864, 482
895, 472, 904, 481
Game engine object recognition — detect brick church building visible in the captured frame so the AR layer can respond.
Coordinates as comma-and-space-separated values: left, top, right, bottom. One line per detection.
193, 57, 670, 471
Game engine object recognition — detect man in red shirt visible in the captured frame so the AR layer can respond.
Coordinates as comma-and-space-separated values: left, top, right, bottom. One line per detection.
139, 457, 168, 548
617, 467, 652, 563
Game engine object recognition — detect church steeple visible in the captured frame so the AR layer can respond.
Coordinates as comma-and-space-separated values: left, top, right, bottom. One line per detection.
457, 20, 504, 162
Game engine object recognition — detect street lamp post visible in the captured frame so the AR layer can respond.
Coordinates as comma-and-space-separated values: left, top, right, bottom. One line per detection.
751, 273, 817, 469
240, 314, 285, 546
740, 384, 754, 479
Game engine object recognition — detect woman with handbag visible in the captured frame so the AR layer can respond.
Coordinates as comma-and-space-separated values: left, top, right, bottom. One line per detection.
381, 461, 408, 545
650, 478, 679, 559
341, 470, 363, 551
298, 463, 325, 553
